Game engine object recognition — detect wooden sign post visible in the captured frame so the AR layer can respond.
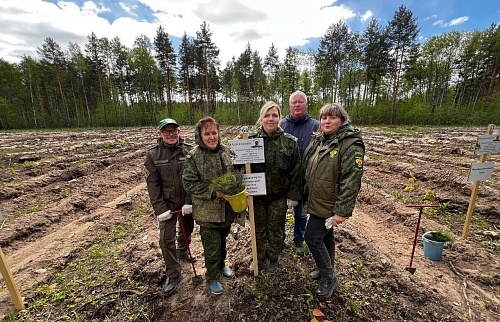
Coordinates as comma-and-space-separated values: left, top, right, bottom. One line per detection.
240, 127, 260, 276
0, 247, 25, 311
462, 124, 496, 238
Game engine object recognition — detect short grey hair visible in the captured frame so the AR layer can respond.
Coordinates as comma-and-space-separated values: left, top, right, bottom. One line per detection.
318, 103, 350, 124
289, 90, 308, 103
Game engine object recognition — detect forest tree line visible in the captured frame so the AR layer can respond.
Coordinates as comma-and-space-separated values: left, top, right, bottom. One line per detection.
0, 5, 499, 130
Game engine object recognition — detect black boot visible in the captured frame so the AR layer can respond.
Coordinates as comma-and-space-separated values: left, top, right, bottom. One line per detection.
316, 276, 337, 297
164, 274, 182, 297
268, 259, 279, 274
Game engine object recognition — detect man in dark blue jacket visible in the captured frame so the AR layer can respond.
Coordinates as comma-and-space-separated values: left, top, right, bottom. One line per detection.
279, 91, 319, 255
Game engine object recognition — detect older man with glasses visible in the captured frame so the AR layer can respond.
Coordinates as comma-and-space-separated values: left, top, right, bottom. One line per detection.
144, 118, 196, 297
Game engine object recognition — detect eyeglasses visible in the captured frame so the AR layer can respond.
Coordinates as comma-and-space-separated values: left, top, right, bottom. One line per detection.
161, 129, 179, 136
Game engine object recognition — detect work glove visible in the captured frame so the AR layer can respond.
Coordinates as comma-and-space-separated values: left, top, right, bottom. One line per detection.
325, 216, 334, 230
286, 199, 298, 208
157, 210, 172, 222
182, 204, 193, 215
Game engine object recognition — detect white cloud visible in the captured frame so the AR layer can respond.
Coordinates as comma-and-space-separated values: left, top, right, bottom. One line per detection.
118, 2, 136, 16
0, 0, 357, 64
446, 16, 468, 27
138, 0, 357, 64
81, 1, 110, 15
433, 19, 444, 26
360, 10, 373, 22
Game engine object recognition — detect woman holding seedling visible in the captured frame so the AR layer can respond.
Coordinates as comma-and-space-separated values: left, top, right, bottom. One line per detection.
183, 116, 240, 295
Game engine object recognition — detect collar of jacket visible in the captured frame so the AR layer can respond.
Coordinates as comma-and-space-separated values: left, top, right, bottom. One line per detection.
257, 126, 285, 138
160, 136, 186, 148
285, 114, 312, 124
317, 123, 355, 143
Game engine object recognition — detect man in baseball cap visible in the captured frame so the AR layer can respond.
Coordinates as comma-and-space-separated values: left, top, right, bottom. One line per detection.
144, 118, 196, 297
158, 118, 179, 130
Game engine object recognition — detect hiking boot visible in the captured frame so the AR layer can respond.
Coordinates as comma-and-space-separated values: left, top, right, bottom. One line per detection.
163, 274, 182, 297
309, 269, 320, 280
178, 252, 197, 262
219, 266, 233, 278
296, 245, 305, 256
208, 281, 223, 295
268, 259, 279, 274
315, 276, 337, 298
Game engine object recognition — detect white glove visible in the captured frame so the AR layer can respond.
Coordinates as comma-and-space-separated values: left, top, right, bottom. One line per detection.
287, 199, 298, 208
182, 204, 193, 215
157, 210, 172, 221
325, 216, 334, 229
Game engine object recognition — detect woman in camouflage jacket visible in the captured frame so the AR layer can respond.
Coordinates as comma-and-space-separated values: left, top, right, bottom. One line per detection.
182, 116, 238, 295
249, 101, 302, 273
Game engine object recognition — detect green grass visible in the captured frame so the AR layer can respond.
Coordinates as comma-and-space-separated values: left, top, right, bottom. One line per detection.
370, 154, 395, 162
12, 216, 144, 321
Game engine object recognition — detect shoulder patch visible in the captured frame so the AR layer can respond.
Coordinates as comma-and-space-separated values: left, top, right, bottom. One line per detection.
284, 133, 298, 141
354, 152, 364, 170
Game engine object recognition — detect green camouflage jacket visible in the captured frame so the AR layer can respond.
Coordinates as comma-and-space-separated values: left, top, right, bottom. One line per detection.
249, 126, 302, 201
182, 125, 238, 224
303, 123, 365, 218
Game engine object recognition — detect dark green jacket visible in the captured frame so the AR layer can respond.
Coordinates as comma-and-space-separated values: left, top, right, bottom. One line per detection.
249, 126, 302, 201
303, 123, 365, 218
182, 125, 238, 225
144, 138, 192, 215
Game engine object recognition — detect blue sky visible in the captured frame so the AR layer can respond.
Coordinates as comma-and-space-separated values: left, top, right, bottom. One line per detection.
0, 0, 499, 66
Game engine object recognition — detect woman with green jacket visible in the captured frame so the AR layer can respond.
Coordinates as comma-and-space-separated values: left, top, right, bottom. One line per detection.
250, 101, 302, 273
182, 116, 239, 295
303, 103, 365, 298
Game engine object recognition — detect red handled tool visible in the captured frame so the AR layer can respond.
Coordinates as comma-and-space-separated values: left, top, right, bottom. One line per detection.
172, 210, 203, 286
405, 204, 440, 274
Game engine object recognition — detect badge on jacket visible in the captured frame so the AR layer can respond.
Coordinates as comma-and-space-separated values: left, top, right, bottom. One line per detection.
354, 152, 364, 170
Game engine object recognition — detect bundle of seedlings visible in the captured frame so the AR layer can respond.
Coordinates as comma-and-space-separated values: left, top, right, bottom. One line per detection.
424, 230, 453, 243
210, 170, 245, 196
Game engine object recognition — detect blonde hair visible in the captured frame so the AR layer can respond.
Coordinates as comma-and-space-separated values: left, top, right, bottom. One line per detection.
256, 101, 281, 126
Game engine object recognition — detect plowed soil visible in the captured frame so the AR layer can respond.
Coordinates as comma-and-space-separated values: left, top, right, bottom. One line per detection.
0, 126, 499, 322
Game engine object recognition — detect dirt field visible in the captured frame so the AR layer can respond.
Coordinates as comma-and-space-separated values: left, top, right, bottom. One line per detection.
0, 126, 499, 322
